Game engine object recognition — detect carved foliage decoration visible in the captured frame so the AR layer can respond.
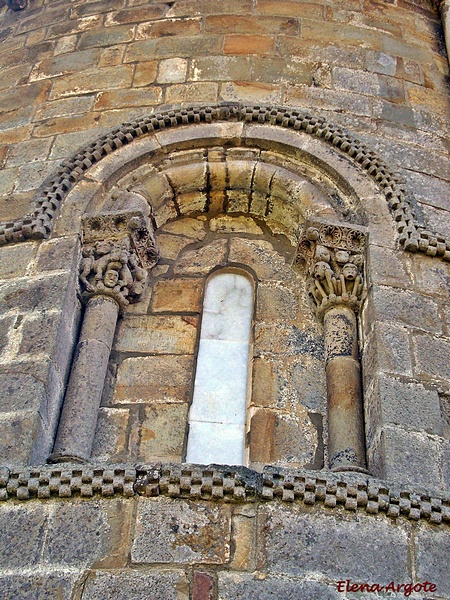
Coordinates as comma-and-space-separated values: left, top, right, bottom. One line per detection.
297, 222, 367, 318
80, 211, 159, 309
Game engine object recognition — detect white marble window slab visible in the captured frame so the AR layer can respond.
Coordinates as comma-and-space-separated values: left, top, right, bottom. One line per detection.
185, 271, 253, 466
186, 421, 245, 466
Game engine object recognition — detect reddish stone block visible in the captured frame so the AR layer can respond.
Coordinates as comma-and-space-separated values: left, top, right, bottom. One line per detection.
193, 572, 214, 600
223, 34, 275, 55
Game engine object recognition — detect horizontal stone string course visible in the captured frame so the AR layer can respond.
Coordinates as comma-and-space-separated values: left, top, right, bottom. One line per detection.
0, 463, 449, 526
0, 103, 448, 261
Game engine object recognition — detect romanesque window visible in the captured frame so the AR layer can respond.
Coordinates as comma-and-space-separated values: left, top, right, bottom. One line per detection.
185, 270, 254, 466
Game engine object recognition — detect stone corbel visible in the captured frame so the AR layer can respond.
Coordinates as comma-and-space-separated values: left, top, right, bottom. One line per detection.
49, 209, 159, 464
296, 221, 368, 472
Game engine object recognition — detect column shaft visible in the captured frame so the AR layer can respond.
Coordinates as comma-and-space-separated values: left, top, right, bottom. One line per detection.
50, 295, 119, 463
324, 305, 366, 471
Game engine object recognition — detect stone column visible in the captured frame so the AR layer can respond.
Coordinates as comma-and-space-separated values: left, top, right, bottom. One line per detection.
49, 209, 158, 463
297, 222, 368, 472
436, 0, 450, 66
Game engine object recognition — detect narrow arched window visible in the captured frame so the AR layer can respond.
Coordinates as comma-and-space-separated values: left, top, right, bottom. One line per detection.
185, 270, 254, 465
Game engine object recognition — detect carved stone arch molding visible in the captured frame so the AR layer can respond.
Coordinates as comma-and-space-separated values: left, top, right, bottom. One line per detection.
31, 102, 401, 473
2, 103, 441, 474
0, 103, 449, 261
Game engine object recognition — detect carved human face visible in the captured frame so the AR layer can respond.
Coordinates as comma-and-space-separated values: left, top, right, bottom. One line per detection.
342, 263, 358, 281
335, 250, 350, 264
313, 261, 330, 280
315, 245, 330, 262
104, 269, 119, 288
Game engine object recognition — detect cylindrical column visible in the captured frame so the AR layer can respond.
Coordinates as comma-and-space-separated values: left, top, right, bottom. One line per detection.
324, 305, 366, 471
50, 295, 119, 463
441, 1, 450, 66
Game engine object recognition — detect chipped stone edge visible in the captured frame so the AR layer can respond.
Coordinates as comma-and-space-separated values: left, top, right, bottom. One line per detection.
0, 103, 448, 262
0, 462, 449, 527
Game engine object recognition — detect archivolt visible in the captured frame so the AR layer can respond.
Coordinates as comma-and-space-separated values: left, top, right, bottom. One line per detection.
0, 103, 448, 260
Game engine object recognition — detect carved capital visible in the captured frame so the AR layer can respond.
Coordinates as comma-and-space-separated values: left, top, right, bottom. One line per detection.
79, 210, 159, 309
296, 221, 367, 320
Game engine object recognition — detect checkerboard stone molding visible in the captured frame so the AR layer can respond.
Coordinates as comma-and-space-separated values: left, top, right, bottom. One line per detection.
1, 463, 449, 526
0, 104, 448, 262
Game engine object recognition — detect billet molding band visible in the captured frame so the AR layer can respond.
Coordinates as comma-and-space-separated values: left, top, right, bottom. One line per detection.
0, 103, 448, 262
0, 463, 449, 527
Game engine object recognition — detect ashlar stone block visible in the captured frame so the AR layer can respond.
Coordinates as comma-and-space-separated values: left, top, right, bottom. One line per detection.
416, 526, 450, 598
262, 504, 409, 581
0, 572, 78, 600
44, 499, 133, 569
0, 504, 48, 568
217, 573, 340, 600
82, 570, 189, 600
114, 355, 194, 404
132, 497, 231, 564
152, 278, 203, 313
115, 315, 198, 354
139, 403, 189, 461
0, 241, 36, 279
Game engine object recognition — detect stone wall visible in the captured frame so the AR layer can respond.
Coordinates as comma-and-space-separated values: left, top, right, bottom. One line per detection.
0, 0, 449, 598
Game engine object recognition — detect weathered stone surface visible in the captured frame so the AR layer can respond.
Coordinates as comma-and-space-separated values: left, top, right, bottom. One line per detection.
0, 241, 36, 279
115, 316, 198, 354
217, 573, 340, 600
415, 526, 450, 598
82, 570, 189, 600
137, 18, 201, 40
0, 572, 78, 600
114, 355, 194, 404
210, 215, 263, 235
173, 240, 228, 276
256, 282, 298, 321
0, 504, 48, 568
35, 236, 79, 273
49, 65, 134, 99
131, 497, 231, 564
91, 407, 129, 462
193, 571, 214, 600
0, 372, 46, 413
413, 333, 450, 382
254, 322, 324, 358
139, 403, 189, 461
159, 217, 207, 240
165, 82, 218, 104
152, 278, 203, 313
229, 238, 295, 282
190, 56, 251, 82
0, 411, 41, 464
374, 426, 441, 488
157, 57, 188, 83
366, 375, 442, 442
230, 510, 255, 570
15, 160, 61, 193
370, 285, 442, 334
133, 60, 158, 86
223, 34, 275, 55
44, 499, 132, 568
263, 505, 409, 581
156, 233, 195, 260
0, 272, 72, 314
362, 322, 413, 381
5, 137, 53, 167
